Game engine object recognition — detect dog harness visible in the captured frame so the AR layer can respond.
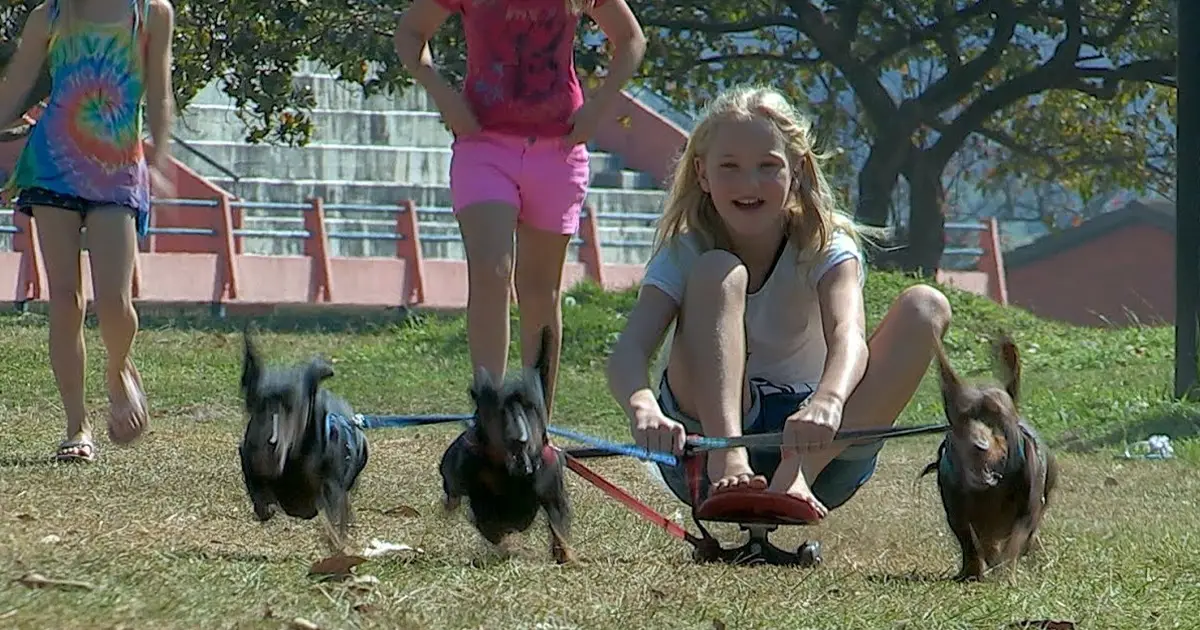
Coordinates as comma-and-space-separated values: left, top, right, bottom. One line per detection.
325, 412, 367, 463
937, 420, 1047, 481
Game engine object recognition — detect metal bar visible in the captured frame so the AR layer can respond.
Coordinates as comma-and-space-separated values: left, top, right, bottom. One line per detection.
232, 229, 311, 239
942, 247, 985, 256
683, 423, 949, 453
150, 198, 222, 207
325, 232, 403, 241
232, 201, 312, 211
943, 222, 987, 231
349, 413, 475, 430
321, 203, 404, 213
590, 211, 663, 222
146, 227, 217, 236
1178, 0, 1200, 399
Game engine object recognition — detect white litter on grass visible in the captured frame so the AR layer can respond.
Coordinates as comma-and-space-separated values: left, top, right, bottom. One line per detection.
1123, 434, 1175, 460
361, 538, 424, 558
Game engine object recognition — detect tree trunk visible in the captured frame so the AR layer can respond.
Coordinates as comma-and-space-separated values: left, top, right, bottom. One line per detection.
854, 139, 911, 269
904, 152, 949, 276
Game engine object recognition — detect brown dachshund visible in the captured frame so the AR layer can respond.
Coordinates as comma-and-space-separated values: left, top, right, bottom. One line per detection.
919, 332, 1059, 581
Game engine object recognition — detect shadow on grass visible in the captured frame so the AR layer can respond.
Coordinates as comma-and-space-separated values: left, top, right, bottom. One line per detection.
1054, 405, 1200, 454
864, 571, 954, 585
0, 454, 57, 468
4, 301, 438, 335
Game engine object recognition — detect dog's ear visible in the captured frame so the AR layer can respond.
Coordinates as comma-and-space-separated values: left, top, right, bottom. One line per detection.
931, 333, 966, 423
993, 333, 1021, 406
241, 330, 262, 398
304, 357, 335, 395
469, 366, 498, 407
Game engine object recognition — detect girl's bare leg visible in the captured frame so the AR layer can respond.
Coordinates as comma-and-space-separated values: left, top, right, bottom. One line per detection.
769, 285, 953, 499
457, 202, 520, 381
663, 250, 766, 493
31, 206, 88, 453
513, 223, 572, 419
85, 208, 147, 444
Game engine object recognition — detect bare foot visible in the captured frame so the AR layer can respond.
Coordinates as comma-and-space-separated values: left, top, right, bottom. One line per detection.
766, 454, 829, 519
708, 447, 767, 494
106, 358, 148, 445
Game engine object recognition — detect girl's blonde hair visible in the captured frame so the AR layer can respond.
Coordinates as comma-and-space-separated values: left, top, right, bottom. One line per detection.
654, 85, 876, 265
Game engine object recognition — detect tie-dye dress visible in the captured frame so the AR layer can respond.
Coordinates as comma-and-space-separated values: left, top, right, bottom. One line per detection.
4, 0, 152, 237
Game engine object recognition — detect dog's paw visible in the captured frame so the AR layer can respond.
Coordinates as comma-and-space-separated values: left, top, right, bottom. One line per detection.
442, 494, 461, 513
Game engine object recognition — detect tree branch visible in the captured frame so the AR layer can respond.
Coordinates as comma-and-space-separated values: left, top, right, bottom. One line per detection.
928, 0, 1084, 164
637, 15, 798, 33
916, 0, 1029, 114
786, 0, 904, 125
862, 0, 1004, 68
1078, 1, 1145, 49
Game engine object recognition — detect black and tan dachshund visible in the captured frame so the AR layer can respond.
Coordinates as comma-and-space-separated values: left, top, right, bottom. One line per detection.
439, 326, 575, 564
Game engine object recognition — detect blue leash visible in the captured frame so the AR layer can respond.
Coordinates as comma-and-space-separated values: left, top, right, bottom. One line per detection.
328, 412, 679, 467
546, 425, 679, 467
332, 412, 946, 469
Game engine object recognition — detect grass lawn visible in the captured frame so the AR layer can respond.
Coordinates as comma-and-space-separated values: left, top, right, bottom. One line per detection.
2, 271, 1199, 629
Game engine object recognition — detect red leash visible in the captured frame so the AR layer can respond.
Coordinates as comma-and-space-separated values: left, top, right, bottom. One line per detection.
562, 452, 702, 546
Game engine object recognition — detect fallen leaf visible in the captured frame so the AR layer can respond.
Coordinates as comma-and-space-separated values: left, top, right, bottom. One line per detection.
13, 572, 95, 591
361, 538, 423, 559
308, 554, 367, 579
1005, 621, 1076, 630
617, 115, 633, 129
38, 535, 60, 544
382, 505, 420, 518
1104, 476, 1119, 487
14, 513, 34, 522
289, 618, 321, 630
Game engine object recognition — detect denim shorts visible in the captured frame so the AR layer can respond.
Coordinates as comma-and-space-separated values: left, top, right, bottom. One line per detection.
654, 374, 885, 512
15, 187, 148, 236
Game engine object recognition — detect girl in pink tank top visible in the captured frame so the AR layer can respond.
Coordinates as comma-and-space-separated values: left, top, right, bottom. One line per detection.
0, 0, 177, 462
394, 0, 645, 418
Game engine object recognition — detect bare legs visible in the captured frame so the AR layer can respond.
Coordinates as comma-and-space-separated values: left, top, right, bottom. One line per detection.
33, 207, 89, 454
86, 209, 146, 444
666, 250, 952, 509
457, 203, 573, 418
32, 205, 147, 457
514, 223, 571, 418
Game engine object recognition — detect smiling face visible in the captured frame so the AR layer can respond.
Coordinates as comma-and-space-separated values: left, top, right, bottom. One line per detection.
694, 115, 796, 244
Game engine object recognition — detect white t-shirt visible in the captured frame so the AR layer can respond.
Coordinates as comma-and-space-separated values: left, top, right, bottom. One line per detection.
640, 229, 866, 390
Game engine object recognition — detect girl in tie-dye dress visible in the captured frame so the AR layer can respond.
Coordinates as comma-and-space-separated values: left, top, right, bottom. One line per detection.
0, 0, 176, 462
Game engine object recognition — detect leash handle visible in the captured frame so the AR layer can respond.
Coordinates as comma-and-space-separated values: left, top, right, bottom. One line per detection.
546, 425, 679, 467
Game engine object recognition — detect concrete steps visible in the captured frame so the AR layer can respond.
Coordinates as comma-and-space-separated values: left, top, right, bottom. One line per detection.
167, 64, 669, 263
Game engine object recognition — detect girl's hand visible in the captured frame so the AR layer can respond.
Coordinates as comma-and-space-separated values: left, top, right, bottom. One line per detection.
563, 99, 603, 148
441, 93, 482, 138
631, 402, 687, 456
782, 392, 844, 456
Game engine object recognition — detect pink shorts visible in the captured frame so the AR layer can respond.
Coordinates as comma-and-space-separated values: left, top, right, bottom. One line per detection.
449, 131, 590, 235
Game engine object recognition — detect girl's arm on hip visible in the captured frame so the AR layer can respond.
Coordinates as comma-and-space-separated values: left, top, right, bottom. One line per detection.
606, 285, 677, 419
0, 3, 51, 130
812, 258, 869, 406
393, 0, 459, 104
145, 0, 176, 169
584, 0, 646, 109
